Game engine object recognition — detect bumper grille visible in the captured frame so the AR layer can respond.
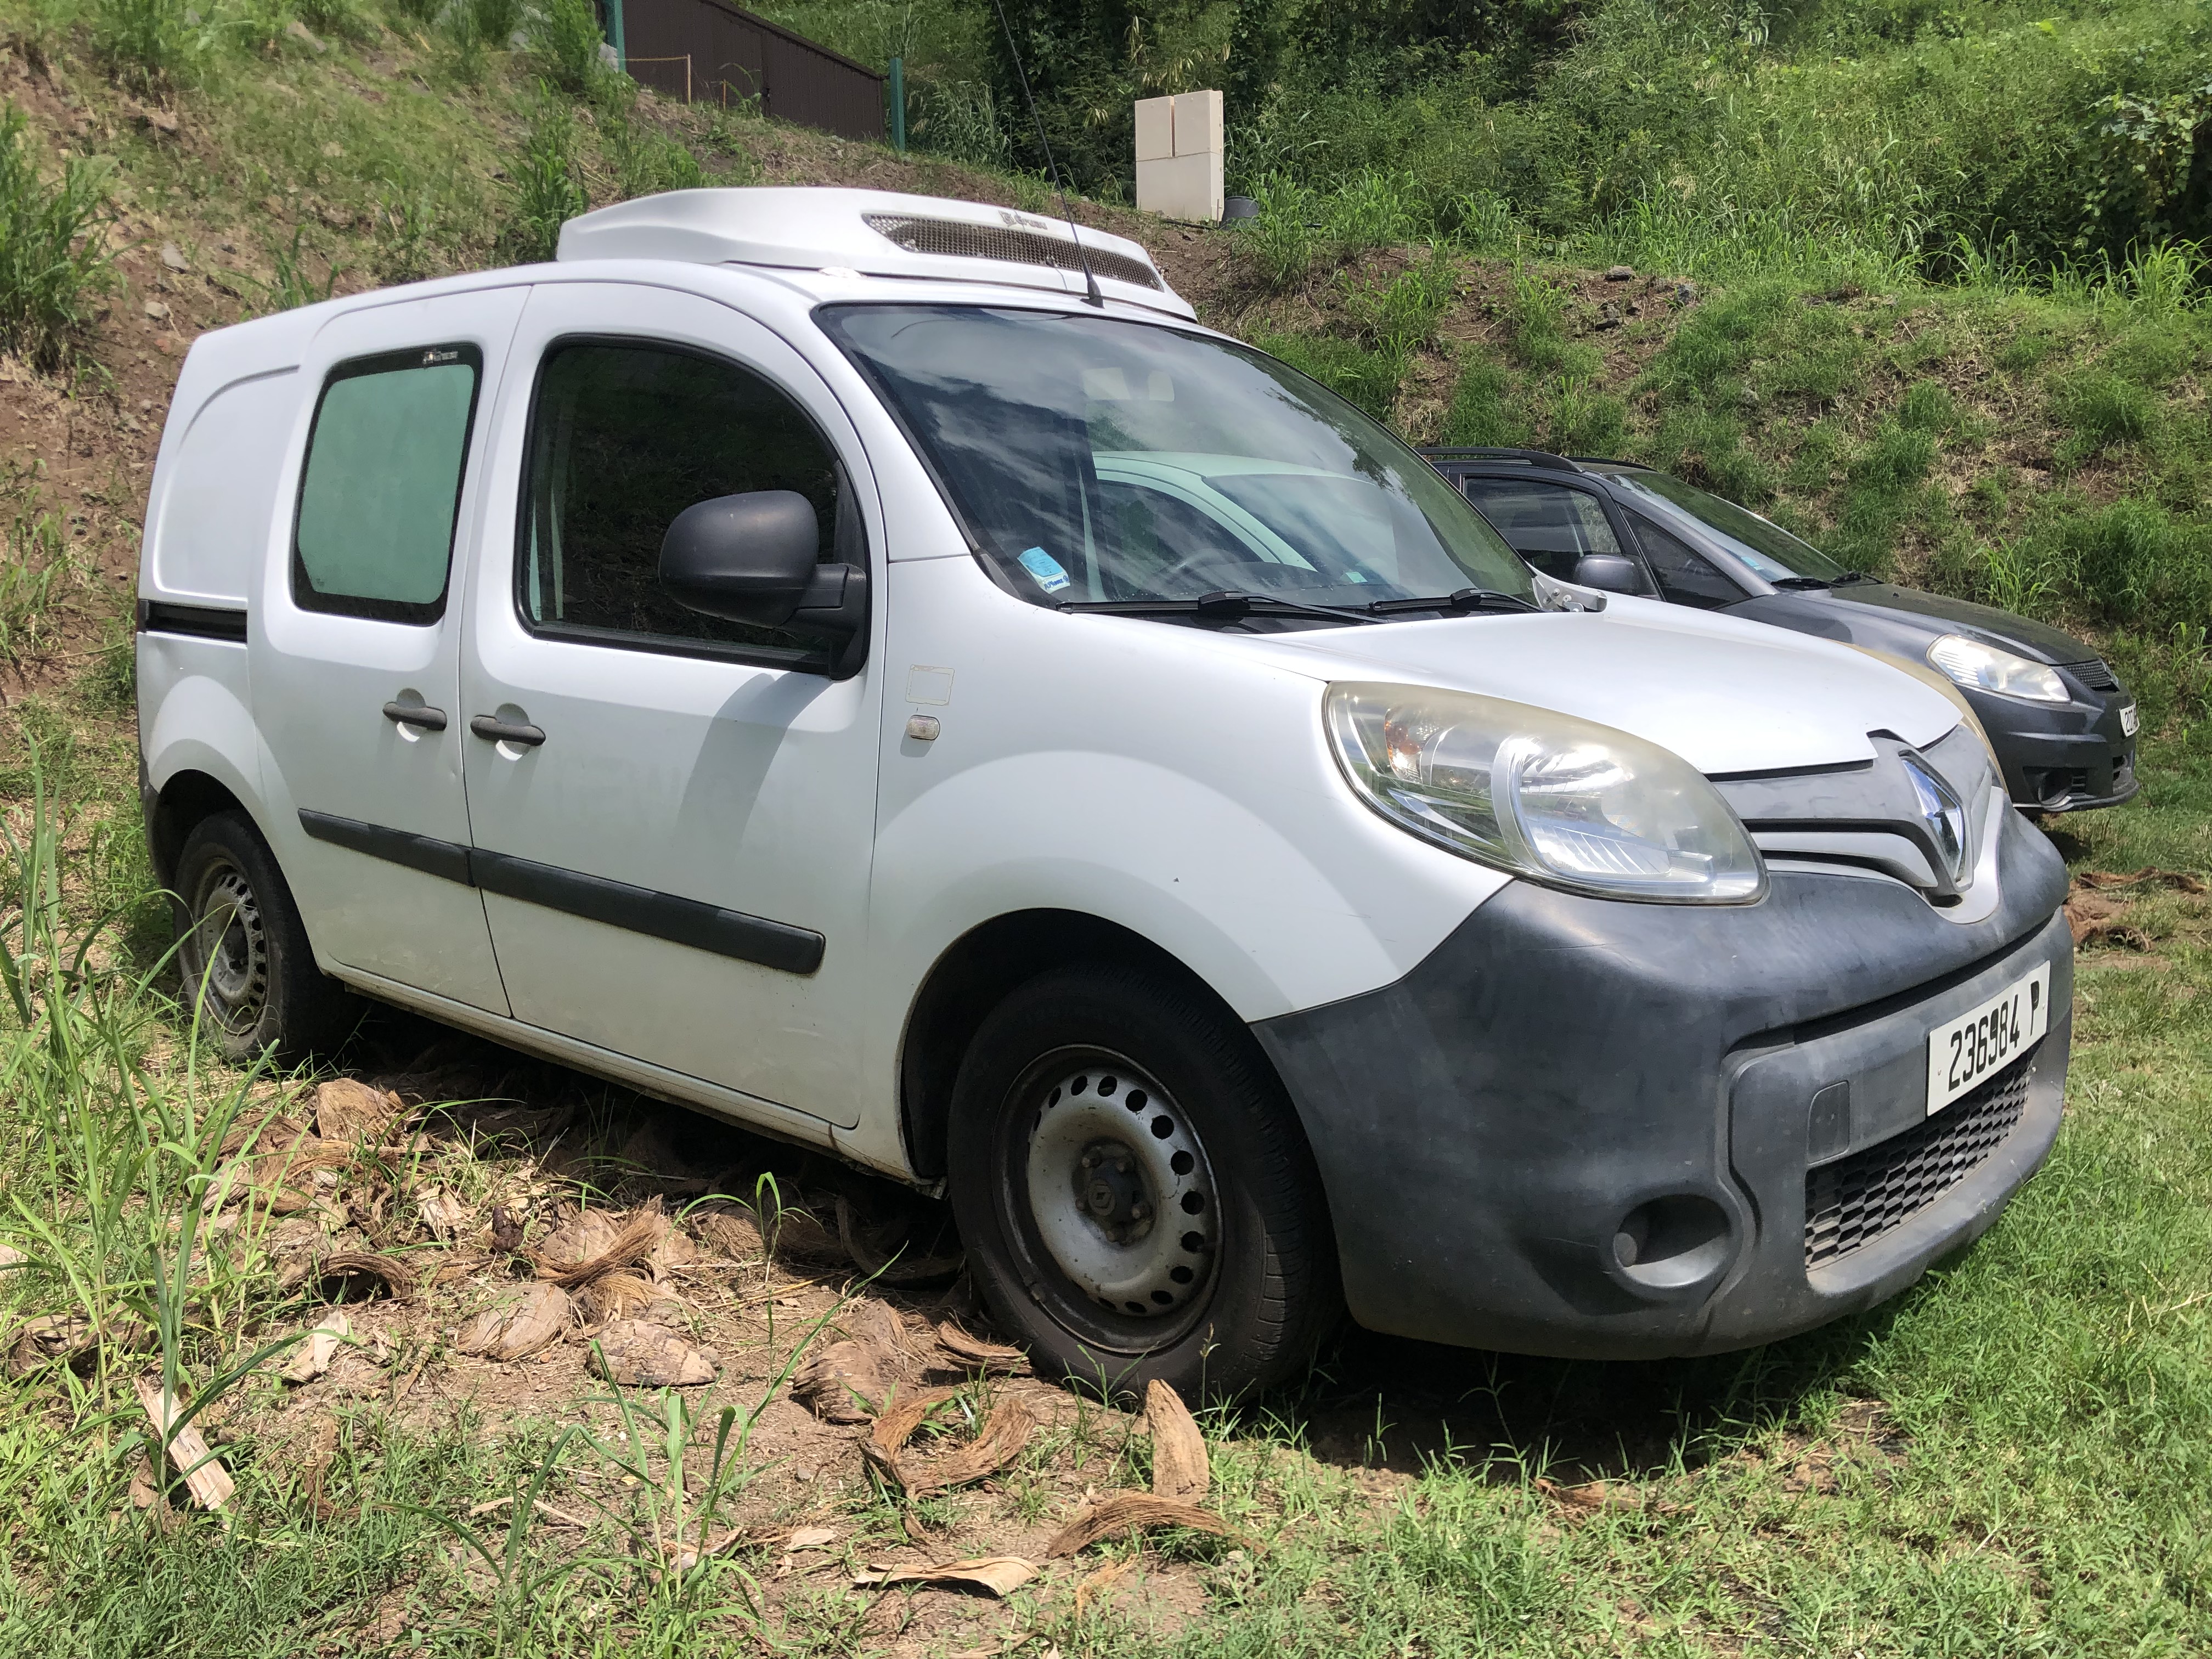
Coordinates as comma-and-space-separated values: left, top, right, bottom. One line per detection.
1804, 1049, 2035, 1268
2064, 657, 2120, 693
862, 213, 1165, 291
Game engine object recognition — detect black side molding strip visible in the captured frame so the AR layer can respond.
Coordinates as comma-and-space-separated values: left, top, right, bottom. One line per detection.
299, 809, 475, 887
138, 600, 249, 642
471, 849, 826, 976
294, 810, 824, 975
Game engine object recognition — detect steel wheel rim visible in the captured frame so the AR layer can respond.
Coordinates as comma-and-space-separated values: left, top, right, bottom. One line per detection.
187, 856, 268, 1034
1019, 1053, 1220, 1322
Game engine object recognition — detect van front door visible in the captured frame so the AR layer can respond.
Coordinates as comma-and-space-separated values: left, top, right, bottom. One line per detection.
250, 289, 524, 1013
458, 283, 883, 1128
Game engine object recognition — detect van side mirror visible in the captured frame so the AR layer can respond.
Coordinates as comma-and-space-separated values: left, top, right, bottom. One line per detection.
1573, 554, 1652, 596
659, 491, 825, 627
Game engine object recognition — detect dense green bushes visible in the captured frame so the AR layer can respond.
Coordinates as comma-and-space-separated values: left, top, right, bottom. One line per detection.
757, 0, 2212, 291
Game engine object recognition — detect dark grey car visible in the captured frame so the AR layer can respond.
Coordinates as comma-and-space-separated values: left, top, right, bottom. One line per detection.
1420, 447, 2139, 813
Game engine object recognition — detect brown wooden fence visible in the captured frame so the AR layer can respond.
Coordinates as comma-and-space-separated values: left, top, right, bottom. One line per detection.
616, 0, 885, 142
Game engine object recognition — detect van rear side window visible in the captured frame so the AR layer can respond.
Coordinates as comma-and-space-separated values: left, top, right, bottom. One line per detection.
292, 345, 482, 624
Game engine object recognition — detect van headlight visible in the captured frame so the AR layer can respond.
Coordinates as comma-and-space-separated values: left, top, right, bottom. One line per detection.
1926, 635, 2068, 703
1324, 682, 1766, 903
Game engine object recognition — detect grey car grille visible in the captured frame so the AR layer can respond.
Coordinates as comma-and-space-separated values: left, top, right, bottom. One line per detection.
2064, 657, 2120, 693
862, 214, 1165, 291
1804, 1049, 2033, 1268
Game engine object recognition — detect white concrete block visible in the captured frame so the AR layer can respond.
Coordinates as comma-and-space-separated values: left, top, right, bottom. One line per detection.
1172, 89, 1223, 157
1137, 151, 1223, 223
1134, 95, 1175, 163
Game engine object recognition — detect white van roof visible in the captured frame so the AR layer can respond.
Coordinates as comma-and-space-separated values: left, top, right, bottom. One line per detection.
556, 187, 1192, 318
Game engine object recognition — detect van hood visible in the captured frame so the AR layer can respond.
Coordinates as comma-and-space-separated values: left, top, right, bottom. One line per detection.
1237, 597, 1962, 776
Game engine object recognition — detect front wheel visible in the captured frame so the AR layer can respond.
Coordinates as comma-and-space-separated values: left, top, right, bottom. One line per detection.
946, 964, 1339, 1402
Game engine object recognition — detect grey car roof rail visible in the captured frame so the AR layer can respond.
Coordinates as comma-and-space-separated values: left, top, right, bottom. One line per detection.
1565, 456, 1653, 471
1418, 446, 1583, 473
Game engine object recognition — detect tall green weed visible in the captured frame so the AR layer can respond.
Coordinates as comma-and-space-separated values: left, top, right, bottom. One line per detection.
505, 90, 587, 262
0, 106, 116, 375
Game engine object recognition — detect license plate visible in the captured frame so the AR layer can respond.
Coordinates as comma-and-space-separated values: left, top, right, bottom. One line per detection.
1927, 963, 2050, 1115
2120, 703, 2139, 737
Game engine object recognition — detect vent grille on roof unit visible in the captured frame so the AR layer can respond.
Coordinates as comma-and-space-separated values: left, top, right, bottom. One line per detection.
2064, 657, 2120, 693
863, 213, 1164, 292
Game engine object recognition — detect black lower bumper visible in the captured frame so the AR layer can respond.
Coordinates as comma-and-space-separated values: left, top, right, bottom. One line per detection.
1970, 688, 2137, 812
1252, 809, 2073, 1359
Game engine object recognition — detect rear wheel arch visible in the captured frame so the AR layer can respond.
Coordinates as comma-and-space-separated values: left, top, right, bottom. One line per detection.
148, 768, 252, 890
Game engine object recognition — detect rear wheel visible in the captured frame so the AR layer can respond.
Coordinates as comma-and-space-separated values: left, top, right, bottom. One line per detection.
173, 812, 358, 1063
947, 963, 1338, 1402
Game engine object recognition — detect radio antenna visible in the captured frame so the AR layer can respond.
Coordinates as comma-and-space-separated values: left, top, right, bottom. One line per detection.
989, 0, 1106, 309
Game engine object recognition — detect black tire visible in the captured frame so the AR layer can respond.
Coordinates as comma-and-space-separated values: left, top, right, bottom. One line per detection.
946, 963, 1340, 1403
172, 811, 359, 1064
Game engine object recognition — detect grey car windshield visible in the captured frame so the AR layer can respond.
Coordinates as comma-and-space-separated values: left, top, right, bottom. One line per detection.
820, 305, 1532, 613
1609, 471, 1852, 583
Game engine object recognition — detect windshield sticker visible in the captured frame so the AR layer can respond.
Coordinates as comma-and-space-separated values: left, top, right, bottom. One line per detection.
1017, 546, 1072, 594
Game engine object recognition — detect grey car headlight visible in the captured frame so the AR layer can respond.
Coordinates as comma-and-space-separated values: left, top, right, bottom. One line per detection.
1927, 634, 2069, 703
1324, 682, 1767, 903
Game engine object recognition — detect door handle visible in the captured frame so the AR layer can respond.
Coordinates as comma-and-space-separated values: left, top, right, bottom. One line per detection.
382, 701, 448, 731
470, 715, 547, 747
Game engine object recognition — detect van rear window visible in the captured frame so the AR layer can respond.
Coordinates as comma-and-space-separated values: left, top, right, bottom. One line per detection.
291, 345, 481, 624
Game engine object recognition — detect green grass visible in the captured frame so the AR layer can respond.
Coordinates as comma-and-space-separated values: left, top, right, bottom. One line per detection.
0, 103, 115, 375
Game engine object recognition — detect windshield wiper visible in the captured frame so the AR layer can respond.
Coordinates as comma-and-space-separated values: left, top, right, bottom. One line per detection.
1364, 586, 1540, 616
1059, 590, 1383, 625
1772, 572, 1872, 590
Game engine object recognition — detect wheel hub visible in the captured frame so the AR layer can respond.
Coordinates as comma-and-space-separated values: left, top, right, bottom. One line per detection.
189, 861, 268, 1031
1023, 1059, 1218, 1319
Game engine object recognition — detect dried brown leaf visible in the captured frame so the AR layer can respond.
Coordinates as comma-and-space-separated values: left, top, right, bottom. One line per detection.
692, 1209, 763, 1261
417, 1188, 469, 1243
852, 1556, 1039, 1596
314, 1251, 415, 1300
1047, 1492, 1247, 1557
935, 1322, 1028, 1376
791, 1302, 930, 1423
1074, 1554, 1136, 1617
1538, 1476, 1644, 1513
1145, 1379, 1209, 1502
314, 1078, 403, 1144
134, 1377, 235, 1510
864, 1389, 1032, 1497
456, 1283, 572, 1361
791, 1338, 901, 1423
279, 1309, 351, 1384
578, 1268, 658, 1322
588, 1319, 719, 1386
535, 1203, 667, 1289
2075, 867, 2209, 894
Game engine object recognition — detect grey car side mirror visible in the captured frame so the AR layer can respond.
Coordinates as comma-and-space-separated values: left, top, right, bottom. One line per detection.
1573, 554, 1652, 596
660, 490, 825, 626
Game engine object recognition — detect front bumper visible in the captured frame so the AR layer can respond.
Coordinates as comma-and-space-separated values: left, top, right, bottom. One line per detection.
1253, 808, 2073, 1358
1968, 683, 2137, 812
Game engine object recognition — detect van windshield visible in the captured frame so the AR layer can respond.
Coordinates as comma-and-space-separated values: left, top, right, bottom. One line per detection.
820, 306, 1532, 616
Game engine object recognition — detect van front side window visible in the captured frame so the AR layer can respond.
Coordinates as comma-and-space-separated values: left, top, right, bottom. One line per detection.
517, 338, 853, 670
292, 344, 481, 623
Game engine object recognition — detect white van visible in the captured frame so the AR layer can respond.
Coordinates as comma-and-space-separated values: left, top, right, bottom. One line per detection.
137, 188, 2072, 1396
